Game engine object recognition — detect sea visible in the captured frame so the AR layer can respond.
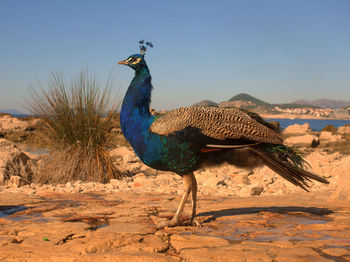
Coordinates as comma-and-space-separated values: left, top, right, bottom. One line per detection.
267, 118, 350, 132
10, 114, 350, 132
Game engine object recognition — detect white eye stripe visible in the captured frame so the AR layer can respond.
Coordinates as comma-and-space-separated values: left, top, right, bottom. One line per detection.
131, 58, 141, 64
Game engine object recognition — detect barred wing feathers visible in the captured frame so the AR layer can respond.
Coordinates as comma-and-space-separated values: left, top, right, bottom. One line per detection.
150, 106, 283, 145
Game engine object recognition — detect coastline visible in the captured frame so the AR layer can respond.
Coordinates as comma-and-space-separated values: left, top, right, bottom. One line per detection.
260, 113, 350, 120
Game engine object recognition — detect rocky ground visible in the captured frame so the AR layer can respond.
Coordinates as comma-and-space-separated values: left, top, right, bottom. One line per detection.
1, 191, 350, 261
1, 115, 350, 261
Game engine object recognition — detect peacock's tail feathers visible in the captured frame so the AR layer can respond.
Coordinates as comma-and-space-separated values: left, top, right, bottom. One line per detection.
260, 144, 310, 170
256, 144, 329, 190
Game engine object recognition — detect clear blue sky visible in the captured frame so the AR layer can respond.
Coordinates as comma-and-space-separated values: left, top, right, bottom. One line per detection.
1, 0, 349, 112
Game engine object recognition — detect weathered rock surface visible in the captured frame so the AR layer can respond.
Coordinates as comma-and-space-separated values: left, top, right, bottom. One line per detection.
0, 139, 36, 185
0, 191, 349, 261
330, 155, 350, 201
284, 134, 319, 146
338, 125, 350, 134
283, 123, 311, 135
0, 115, 29, 132
319, 131, 343, 144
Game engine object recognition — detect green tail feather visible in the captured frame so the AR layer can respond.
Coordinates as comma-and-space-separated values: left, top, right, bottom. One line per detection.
260, 144, 310, 170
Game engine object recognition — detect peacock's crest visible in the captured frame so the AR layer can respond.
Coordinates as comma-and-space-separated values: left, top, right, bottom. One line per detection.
139, 40, 153, 55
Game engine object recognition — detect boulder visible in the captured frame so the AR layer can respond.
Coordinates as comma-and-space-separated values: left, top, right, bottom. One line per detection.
284, 134, 319, 146
338, 125, 350, 135
251, 186, 264, 196
0, 138, 36, 185
283, 123, 311, 135
330, 156, 350, 201
109, 146, 144, 175
0, 115, 29, 132
319, 131, 343, 143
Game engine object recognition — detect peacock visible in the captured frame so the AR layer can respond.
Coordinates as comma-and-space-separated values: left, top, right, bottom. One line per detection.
118, 44, 329, 228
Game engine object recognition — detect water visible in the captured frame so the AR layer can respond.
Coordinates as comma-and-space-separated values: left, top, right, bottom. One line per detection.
8, 114, 350, 132
23, 147, 49, 156
267, 118, 350, 131
10, 114, 31, 118
0, 206, 27, 218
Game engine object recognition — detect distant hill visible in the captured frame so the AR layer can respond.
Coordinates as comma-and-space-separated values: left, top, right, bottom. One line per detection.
228, 93, 273, 108
0, 109, 24, 115
293, 99, 350, 109
192, 94, 348, 110
192, 100, 218, 107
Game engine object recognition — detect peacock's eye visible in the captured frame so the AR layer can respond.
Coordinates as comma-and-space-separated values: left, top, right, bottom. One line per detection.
131, 57, 141, 65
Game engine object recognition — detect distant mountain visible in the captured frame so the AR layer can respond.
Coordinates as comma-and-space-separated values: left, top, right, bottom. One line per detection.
192, 100, 218, 107
228, 93, 273, 108
192, 93, 349, 111
0, 109, 24, 115
293, 99, 350, 109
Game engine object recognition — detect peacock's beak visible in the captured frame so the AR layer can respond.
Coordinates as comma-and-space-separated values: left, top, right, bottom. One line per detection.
118, 59, 129, 65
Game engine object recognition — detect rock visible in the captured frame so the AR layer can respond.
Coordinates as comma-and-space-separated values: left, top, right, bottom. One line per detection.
179, 245, 273, 262
251, 186, 264, 196
319, 131, 343, 143
7, 175, 23, 187
322, 247, 350, 257
120, 235, 169, 253
110, 179, 121, 188
76, 252, 174, 262
110, 146, 135, 161
0, 138, 36, 185
330, 157, 350, 201
98, 220, 156, 235
338, 125, 350, 134
283, 123, 311, 135
1, 188, 350, 261
0, 115, 29, 132
285, 134, 319, 146
170, 234, 230, 252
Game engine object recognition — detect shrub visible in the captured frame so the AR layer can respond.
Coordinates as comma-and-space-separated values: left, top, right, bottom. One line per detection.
321, 124, 337, 133
27, 70, 123, 184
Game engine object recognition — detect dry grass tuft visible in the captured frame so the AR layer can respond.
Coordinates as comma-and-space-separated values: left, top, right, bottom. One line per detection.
27, 70, 123, 184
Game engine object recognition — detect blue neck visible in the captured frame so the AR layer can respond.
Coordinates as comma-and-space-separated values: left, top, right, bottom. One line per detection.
120, 66, 155, 158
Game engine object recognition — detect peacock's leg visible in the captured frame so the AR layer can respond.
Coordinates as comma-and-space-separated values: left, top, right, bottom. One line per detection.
156, 173, 193, 228
188, 173, 202, 227
189, 173, 197, 222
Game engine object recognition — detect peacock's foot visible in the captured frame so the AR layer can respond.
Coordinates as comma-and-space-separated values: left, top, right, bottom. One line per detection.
183, 218, 202, 227
156, 217, 180, 229
156, 217, 202, 229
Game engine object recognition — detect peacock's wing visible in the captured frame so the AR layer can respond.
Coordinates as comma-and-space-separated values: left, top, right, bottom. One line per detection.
150, 106, 283, 145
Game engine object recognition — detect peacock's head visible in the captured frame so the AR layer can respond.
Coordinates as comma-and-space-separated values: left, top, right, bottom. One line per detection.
118, 54, 146, 71
118, 40, 153, 71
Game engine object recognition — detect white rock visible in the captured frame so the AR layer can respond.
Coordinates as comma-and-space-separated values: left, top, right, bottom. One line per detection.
338, 126, 350, 135
0, 115, 29, 131
319, 131, 343, 143
109, 179, 121, 188
285, 134, 319, 146
7, 175, 22, 187
0, 138, 36, 185
330, 156, 350, 201
283, 123, 311, 135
